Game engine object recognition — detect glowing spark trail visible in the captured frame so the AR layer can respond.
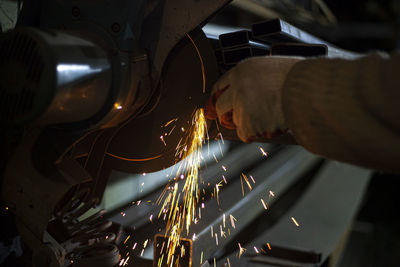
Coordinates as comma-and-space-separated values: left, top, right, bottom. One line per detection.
238, 243, 246, 258
261, 199, 268, 210
240, 173, 252, 194
291, 217, 300, 227
259, 147, 268, 157
230, 214, 237, 229
123, 235, 130, 244
158, 108, 207, 266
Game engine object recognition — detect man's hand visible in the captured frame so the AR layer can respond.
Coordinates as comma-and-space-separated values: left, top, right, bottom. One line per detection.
205, 56, 302, 142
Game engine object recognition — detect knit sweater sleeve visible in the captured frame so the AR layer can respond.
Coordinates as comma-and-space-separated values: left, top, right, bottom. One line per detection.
282, 54, 400, 173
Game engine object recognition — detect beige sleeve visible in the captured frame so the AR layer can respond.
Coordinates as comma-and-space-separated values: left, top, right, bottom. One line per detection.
282, 54, 400, 173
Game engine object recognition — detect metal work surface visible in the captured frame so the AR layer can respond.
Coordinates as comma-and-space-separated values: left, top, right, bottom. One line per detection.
109, 145, 321, 264
221, 162, 371, 267
107, 143, 371, 267
189, 147, 320, 265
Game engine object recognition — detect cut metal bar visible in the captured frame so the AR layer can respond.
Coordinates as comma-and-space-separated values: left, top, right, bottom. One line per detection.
219, 30, 253, 48
219, 30, 268, 49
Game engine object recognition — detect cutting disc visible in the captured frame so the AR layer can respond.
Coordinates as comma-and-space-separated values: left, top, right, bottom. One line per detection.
106, 28, 219, 173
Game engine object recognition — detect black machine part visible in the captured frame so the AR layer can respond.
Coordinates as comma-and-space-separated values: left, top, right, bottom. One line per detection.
0, 1, 230, 266
0, 28, 113, 126
105, 28, 219, 173
0, 0, 231, 131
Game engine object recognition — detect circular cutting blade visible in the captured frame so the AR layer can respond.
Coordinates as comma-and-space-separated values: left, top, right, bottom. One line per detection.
106, 28, 219, 173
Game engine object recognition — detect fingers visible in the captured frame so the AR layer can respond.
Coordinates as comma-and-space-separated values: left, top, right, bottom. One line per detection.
205, 84, 236, 130
205, 69, 233, 120
220, 110, 236, 129
205, 85, 229, 120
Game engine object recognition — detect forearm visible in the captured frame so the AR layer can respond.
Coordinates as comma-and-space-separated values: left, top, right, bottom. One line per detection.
282, 54, 400, 173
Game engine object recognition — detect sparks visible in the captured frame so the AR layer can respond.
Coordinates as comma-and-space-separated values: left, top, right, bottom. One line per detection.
222, 175, 227, 184
291, 217, 300, 227
164, 118, 178, 127
269, 190, 275, 197
160, 135, 167, 146
223, 213, 226, 228
240, 175, 245, 197
213, 153, 218, 163
238, 243, 246, 258
216, 181, 223, 204
123, 256, 130, 266
158, 108, 207, 266
254, 246, 259, 254
261, 199, 269, 210
266, 243, 272, 250
220, 225, 226, 238
123, 235, 130, 245
240, 173, 252, 195
259, 147, 268, 157
230, 214, 237, 229
218, 132, 225, 144
168, 125, 176, 136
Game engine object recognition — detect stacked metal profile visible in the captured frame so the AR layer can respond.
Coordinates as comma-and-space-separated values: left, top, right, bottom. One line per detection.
212, 18, 359, 69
